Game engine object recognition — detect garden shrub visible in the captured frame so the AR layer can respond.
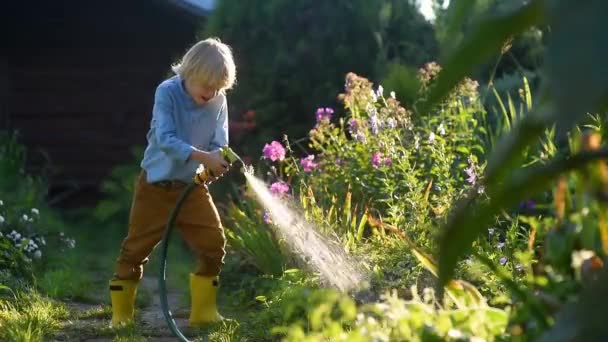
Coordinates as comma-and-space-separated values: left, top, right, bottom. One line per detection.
0, 131, 77, 292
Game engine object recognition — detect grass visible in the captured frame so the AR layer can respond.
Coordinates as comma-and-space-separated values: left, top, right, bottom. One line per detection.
0, 291, 69, 342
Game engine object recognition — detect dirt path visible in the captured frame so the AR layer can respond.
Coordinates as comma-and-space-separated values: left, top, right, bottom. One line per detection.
52, 275, 202, 341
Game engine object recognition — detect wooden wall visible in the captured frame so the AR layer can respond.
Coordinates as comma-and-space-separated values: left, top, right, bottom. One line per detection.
1, 0, 203, 207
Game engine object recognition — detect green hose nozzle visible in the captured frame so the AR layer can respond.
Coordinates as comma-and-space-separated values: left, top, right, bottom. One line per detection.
219, 146, 241, 165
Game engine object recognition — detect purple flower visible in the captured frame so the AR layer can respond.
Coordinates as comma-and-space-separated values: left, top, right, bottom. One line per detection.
464, 167, 476, 184
269, 181, 290, 195
263, 211, 272, 224
497, 242, 505, 249
371, 152, 392, 168
515, 264, 524, 271
355, 132, 367, 143
348, 119, 360, 135
499, 257, 507, 265
385, 118, 397, 129
370, 110, 379, 135
519, 200, 536, 211
372, 152, 383, 168
300, 155, 318, 172
262, 141, 286, 162
315, 107, 334, 123
464, 156, 477, 185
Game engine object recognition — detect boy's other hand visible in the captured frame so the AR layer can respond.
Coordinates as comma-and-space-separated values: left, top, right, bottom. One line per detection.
203, 150, 230, 178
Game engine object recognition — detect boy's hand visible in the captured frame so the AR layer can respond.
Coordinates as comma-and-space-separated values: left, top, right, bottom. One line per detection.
199, 150, 230, 178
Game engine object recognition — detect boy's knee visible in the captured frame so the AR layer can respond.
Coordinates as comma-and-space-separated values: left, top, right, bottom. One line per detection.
114, 262, 144, 281
196, 254, 225, 277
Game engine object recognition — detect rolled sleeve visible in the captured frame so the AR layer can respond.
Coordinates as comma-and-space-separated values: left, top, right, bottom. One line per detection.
153, 84, 193, 162
209, 98, 229, 151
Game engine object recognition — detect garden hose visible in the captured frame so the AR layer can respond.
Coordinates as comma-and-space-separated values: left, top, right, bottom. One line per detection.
159, 182, 197, 342
158, 147, 245, 341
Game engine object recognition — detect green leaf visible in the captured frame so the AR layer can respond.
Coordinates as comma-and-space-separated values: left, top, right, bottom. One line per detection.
255, 295, 267, 302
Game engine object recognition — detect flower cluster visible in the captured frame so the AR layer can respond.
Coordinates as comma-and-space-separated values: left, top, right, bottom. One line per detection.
1, 202, 76, 264
300, 155, 318, 172
315, 107, 334, 124
269, 181, 290, 195
371, 152, 392, 168
262, 141, 286, 161
418, 62, 442, 88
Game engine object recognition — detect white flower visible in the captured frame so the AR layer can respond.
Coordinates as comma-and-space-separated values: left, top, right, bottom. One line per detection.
429, 132, 436, 144
390, 91, 396, 99
438, 123, 446, 135
448, 329, 464, 339
31, 208, 39, 216
414, 135, 420, 150
376, 85, 384, 98
0, 200, 3, 206
9, 230, 21, 241
0, 215, 4, 224
370, 89, 378, 103
33, 250, 42, 259
36, 236, 46, 246
22, 214, 29, 221
66, 238, 76, 249
0, 232, 3, 238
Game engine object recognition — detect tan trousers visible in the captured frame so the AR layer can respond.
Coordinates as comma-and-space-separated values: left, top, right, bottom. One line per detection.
113, 171, 226, 280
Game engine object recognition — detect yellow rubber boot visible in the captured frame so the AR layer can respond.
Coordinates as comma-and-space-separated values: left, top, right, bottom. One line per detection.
189, 273, 223, 326
109, 279, 138, 327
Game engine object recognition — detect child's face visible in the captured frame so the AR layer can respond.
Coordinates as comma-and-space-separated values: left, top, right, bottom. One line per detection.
185, 79, 219, 106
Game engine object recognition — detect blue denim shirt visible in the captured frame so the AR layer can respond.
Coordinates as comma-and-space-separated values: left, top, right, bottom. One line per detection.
140, 75, 228, 184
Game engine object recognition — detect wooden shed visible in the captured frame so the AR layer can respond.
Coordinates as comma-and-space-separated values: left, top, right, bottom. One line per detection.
0, 0, 212, 207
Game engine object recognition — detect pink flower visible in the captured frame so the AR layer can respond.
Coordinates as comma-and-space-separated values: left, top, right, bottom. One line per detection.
371, 152, 392, 168
262, 141, 286, 161
315, 107, 334, 123
371, 152, 383, 168
300, 155, 318, 172
269, 181, 290, 195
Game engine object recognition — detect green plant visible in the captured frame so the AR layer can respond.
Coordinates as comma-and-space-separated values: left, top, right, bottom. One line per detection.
274, 286, 508, 341
412, 0, 608, 339
224, 194, 289, 277
0, 130, 77, 289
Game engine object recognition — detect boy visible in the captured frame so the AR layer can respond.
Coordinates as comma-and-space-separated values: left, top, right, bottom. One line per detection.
108, 37, 236, 328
